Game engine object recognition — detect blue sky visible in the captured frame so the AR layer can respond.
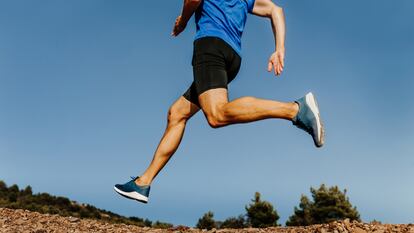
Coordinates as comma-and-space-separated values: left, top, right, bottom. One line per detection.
1, 0, 413, 226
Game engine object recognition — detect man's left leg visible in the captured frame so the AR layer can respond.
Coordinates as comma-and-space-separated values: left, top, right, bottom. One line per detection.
114, 96, 199, 203
135, 96, 200, 186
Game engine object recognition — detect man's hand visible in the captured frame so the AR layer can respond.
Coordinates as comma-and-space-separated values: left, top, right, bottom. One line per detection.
172, 0, 201, 37
267, 50, 285, 76
171, 15, 187, 37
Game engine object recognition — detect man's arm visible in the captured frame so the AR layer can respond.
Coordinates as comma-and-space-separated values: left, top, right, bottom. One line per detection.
251, 0, 285, 76
172, 0, 202, 37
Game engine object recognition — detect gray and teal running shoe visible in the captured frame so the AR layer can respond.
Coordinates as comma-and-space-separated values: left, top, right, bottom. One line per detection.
292, 92, 325, 147
114, 176, 150, 203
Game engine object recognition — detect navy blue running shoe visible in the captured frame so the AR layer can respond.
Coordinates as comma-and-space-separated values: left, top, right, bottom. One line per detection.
292, 92, 325, 147
114, 176, 150, 203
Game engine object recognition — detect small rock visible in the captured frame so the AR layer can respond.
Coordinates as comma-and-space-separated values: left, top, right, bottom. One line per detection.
242, 227, 256, 233
68, 216, 80, 223
39, 218, 48, 224
33, 229, 47, 233
354, 227, 367, 233
319, 227, 328, 233
343, 218, 350, 225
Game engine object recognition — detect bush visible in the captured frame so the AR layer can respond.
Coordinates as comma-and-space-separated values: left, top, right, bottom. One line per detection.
286, 184, 360, 226
8, 184, 19, 194
219, 215, 247, 229
152, 220, 173, 229
0, 181, 7, 192
196, 211, 216, 230
245, 192, 279, 228
22, 186, 33, 196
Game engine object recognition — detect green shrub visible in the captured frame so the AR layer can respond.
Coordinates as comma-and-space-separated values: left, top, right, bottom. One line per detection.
220, 215, 247, 229
286, 184, 360, 226
152, 220, 173, 229
196, 211, 216, 230
245, 192, 279, 228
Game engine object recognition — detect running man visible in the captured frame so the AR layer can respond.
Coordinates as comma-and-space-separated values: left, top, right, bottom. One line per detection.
114, 0, 325, 203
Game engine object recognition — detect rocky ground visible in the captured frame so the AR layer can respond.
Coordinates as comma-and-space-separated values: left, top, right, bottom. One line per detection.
1, 208, 413, 233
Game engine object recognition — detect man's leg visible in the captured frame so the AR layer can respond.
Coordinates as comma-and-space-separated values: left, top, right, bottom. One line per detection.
135, 96, 200, 186
198, 88, 298, 128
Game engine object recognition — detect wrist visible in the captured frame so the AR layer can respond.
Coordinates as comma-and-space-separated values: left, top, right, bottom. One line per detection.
179, 16, 188, 27
276, 46, 285, 52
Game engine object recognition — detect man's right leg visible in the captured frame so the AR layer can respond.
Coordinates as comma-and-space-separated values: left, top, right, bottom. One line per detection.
197, 88, 324, 147
135, 96, 200, 186
198, 88, 299, 128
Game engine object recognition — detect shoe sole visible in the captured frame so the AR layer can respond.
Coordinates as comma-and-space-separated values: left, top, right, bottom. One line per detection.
305, 92, 325, 147
113, 186, 149, 203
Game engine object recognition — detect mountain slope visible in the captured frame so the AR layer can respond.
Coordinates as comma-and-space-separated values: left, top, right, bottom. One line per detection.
0, 180, 172, 228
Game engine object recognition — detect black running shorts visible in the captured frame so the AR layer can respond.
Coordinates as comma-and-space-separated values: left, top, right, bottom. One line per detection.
183, 37, 242, 107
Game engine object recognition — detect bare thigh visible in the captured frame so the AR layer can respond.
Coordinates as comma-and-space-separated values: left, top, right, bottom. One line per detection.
198, 88, 228, 120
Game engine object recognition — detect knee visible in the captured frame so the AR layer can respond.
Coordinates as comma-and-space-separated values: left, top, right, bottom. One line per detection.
205, 108, 226, 129
167, 105, 188, 125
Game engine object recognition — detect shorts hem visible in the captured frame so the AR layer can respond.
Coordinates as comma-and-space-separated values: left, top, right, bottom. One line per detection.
197, 85, 228, 97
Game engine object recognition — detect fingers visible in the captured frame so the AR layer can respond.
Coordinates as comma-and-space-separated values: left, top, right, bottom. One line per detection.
268, 55, 282, 76
171, 16, 182, 37
171, 19, 177, 36
171, 24, 177, 36
268, 60, 281, 76
171, 29, 177, 37
172, 27, 179, 36
274, 54, 285, 76
273, 61, 278, 76
279, 54, 284, 73
172, 25, 182, 37
277, 61, 282, 75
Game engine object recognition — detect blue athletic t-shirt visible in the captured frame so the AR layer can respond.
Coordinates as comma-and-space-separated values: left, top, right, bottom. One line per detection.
194, 0, 256, 56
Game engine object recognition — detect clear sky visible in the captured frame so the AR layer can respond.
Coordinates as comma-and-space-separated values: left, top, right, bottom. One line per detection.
1, 0, 413, 227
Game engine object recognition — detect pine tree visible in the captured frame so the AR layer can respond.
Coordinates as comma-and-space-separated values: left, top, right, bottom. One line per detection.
245, 192, 279, 228
286, 184, 361, 226
196, 211, 216, 230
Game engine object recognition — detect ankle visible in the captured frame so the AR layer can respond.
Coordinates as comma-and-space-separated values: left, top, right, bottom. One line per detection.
290, 102, 299, 120
135, 177, 151, 186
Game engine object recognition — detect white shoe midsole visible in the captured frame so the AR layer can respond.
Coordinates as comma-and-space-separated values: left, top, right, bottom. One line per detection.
305, 92, 322, 142
114, 186, 149, 202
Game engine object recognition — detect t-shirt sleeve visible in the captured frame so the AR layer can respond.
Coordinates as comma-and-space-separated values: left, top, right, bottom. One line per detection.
247, 0, 256, 13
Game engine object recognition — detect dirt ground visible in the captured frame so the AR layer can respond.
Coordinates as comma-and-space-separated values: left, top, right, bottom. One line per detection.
1, 208, 413, 233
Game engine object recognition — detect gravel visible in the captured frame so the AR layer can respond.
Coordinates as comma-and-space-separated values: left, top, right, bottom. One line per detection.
1, 208, 413, 233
